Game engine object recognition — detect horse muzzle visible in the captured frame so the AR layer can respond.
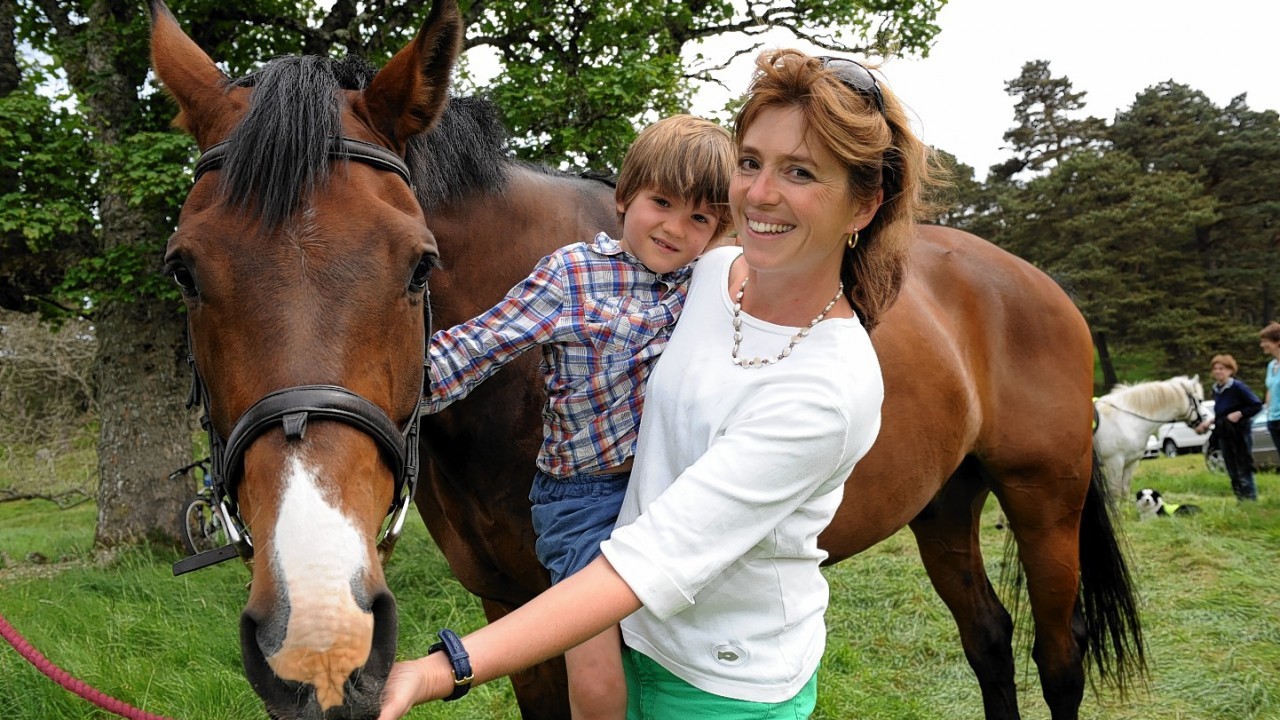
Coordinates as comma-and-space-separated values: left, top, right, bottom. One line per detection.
241, 589, 398, 720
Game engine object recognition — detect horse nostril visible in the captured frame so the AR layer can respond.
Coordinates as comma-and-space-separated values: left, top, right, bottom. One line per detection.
365, 590, 400, 683
241, 611, 306, 716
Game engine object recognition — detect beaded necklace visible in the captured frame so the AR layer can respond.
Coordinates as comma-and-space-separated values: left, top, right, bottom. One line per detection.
730, 276, 844, 368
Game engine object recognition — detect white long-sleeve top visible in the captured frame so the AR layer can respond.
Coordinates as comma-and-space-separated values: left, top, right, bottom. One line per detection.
600, 246, 883, 703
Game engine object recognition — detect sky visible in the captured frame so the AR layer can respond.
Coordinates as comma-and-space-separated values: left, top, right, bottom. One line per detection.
680, 0, 1280, 175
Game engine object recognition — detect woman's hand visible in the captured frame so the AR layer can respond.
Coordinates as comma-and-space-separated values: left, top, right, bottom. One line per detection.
377, 656, 445, 720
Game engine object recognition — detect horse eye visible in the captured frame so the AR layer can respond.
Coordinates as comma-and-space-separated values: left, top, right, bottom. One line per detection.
170, 263, 199, 297
408, 255, 436, 293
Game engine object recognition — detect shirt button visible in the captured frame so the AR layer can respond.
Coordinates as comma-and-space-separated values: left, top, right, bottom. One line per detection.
712, 643, 747, 666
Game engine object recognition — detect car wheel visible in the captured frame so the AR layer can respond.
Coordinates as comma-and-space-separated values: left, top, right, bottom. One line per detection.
1204, 447, 1226, 474
1162, 439, 1179, 458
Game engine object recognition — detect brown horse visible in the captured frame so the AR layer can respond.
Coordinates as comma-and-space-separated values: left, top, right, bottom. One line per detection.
149, 1, 1143, 719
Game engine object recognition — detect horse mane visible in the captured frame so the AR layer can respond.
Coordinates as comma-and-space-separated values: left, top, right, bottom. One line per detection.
223, 56, 379, 230
221, 54, 605, 226
405, 95, 513, 212
1104, 376, 1198, 416
405, 97, 617, 210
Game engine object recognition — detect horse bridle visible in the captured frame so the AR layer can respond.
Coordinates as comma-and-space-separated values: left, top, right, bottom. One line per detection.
1094, 388, 1205, 428
173, 137, 429, 576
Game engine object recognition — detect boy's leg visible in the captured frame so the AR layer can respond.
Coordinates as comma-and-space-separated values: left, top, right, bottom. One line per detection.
1238, 428, 1258, 500
565, 624, 626, 720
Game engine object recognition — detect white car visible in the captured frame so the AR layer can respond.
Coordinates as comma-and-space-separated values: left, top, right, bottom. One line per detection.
1144, 401, 1214, 458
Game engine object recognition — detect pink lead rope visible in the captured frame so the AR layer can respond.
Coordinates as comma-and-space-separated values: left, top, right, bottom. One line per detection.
0, 612, 175, 720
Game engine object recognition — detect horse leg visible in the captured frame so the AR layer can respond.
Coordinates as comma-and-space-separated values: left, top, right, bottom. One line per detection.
1100, 453, 1127, 501
998, 466, 1091, 720
1121, 456, 1141, 499
909, 458, 1020, 720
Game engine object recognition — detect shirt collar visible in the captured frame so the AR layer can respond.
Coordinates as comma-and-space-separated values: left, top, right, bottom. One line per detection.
589, 232, 694, 284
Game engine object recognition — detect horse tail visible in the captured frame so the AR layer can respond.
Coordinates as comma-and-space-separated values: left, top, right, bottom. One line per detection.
1077, 449, 1147, 695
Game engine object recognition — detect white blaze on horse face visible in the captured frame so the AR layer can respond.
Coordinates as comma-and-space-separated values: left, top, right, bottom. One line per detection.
265, 453, 373, 711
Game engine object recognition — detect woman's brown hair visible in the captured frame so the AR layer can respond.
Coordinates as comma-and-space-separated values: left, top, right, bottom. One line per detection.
734, 50, 945, 331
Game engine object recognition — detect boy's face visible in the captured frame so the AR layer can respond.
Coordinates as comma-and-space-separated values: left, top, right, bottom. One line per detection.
616, 189, 720, 275
1210, 362, 1233, 382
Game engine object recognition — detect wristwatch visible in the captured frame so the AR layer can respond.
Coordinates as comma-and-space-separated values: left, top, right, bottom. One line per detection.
428, 628, 473, 701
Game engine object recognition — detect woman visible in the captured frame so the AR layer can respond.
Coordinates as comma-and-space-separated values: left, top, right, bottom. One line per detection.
1261, 322, 1280, 456
378, 49, 940, 718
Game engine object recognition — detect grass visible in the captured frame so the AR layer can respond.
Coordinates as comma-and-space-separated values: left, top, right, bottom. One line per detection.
2, 454, 1279, 719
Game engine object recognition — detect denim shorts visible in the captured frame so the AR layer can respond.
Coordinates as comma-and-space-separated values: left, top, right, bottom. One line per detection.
529, 468, 630, 584
622, 647, 819, 719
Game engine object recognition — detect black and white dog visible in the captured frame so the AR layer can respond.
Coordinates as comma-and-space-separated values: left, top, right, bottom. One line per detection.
1135, 488, 1202, 520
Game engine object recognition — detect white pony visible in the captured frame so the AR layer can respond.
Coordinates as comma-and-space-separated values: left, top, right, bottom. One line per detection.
1094, 375, 1206, 499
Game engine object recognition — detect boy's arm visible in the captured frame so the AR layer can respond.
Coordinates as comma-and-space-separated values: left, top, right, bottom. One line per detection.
1239, 383, 1264, 420
425, 255, 565, 413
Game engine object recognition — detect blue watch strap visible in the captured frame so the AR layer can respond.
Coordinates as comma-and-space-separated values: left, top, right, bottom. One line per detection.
427, 628, 473, 701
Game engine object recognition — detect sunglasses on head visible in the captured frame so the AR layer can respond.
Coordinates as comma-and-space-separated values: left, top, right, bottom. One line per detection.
817, 56, 885, 116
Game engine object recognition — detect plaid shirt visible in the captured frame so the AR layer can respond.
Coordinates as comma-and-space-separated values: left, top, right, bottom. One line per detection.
426, 233, 692, 478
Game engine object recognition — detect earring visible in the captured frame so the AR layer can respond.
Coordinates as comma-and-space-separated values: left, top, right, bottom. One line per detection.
846, 229, 860, 250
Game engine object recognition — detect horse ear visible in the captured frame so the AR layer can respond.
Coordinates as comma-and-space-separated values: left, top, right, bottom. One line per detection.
363, 0, 463, 147
148, 0, 242, 146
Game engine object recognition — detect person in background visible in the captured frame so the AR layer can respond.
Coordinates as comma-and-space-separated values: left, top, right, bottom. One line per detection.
1196, 354, 1262, 501
1260, 322, 1280, 458
424, 114, 735, 720
378, 48, 941, 720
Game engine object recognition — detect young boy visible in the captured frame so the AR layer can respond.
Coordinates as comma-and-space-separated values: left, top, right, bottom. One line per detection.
1196, 354, 1262, 501
424, 114, 735, 719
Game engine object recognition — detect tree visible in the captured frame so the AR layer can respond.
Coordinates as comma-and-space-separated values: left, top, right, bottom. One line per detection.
7, 0, 947, 547
466, 0, 946, 170
1111, 84, 1280, 344
997, 151, 1216, 385
991, 59, 1107, 181
927, 148, 1006, 239
0, 2, 97, 313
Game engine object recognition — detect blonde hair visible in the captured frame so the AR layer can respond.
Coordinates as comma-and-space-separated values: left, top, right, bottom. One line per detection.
1210, 354, 1238, 375
615, 114, 735, 231
733, 49, 945, 331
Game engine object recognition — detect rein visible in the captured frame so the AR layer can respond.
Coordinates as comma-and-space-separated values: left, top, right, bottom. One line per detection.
173, 136, 429, 576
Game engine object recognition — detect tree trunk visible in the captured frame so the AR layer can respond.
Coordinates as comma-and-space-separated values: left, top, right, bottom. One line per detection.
79, 0, 193, 547
1094, 330, 1117, 392
92, 300, 191, 547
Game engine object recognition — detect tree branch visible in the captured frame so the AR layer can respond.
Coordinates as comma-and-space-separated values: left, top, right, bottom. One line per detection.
0, 488, 92, 509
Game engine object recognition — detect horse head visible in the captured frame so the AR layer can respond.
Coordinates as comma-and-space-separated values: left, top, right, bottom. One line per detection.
1170, 374, 1206, 426
149, 0, 461, 716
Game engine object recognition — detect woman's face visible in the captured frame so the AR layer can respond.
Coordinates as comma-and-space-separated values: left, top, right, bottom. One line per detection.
730, 106, 876, 281
1261, 337, 1280, 357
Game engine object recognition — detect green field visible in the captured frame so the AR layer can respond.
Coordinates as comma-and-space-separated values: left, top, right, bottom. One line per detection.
2, 454, 1278, 719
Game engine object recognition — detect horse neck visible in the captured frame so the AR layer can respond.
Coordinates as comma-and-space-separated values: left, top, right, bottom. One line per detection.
425, 165, 619, 328
1107, 382, 1186, 420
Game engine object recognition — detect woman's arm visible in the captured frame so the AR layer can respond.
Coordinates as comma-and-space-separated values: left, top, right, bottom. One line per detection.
377, 556, 641, 719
